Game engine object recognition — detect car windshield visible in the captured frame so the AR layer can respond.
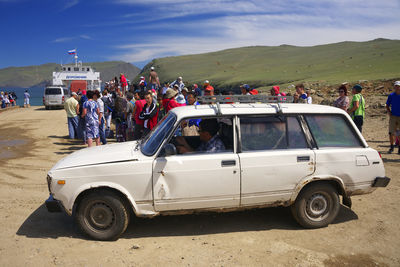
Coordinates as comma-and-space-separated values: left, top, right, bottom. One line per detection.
141, 113, 177, 156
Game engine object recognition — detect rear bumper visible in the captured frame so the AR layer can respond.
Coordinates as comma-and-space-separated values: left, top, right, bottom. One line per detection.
45, 195, 63, 212
372, 177, 391, 187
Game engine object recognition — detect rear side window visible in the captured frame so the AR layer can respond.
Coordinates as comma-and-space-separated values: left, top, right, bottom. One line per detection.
305, 115, 362, 148
240, 116, 308, 151
45, 88, 62, 95
63, 89, 69, 95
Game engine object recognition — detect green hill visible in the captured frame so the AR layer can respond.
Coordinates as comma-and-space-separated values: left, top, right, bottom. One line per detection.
0, 61, 140, 88
137, 38, 400, 91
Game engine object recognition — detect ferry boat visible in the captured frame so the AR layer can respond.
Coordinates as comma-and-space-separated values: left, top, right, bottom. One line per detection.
52, 50, 101, 92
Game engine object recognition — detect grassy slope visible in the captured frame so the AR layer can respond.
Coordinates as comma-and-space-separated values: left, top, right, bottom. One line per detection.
138, 38, 400, 90
0, 61, 140, 88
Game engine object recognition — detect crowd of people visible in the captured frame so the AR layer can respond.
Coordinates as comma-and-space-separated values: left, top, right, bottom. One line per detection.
62, 68, 400, 154
331, 81, 400, 154
0, 91, 18, 109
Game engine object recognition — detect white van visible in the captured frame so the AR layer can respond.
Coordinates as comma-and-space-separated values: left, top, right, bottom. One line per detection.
43, 86, 69, 109
45, 95, 390, 240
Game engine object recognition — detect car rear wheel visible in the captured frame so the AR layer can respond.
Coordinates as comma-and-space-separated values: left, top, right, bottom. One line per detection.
76, 191, 130, 241
45, 106, 49, 110
291, 183, 340, 228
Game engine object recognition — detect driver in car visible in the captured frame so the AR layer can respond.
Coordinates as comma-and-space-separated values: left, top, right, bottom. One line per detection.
176, 119, 226, 154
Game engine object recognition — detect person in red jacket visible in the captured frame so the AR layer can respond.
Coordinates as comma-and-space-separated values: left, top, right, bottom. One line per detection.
203, 80, 214, 95
133, 92, 146, 140
270, 85, 286, 96
139, 91, 159, 136
163, 88, 179, 113
120, 73, 128, 96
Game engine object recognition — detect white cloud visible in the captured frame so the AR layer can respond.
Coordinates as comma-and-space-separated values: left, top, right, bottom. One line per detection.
52, 34, 92, 43
61, 0, 79, 11
109, 0, 400, 63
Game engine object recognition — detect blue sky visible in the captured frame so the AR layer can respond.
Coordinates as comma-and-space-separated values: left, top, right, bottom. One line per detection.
0, 0, 399, 69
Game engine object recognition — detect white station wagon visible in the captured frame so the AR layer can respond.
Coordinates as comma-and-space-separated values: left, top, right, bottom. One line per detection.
45, 95, 390, 240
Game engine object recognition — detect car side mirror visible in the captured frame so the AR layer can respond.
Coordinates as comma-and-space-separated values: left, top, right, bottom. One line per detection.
164, 143, 177, 156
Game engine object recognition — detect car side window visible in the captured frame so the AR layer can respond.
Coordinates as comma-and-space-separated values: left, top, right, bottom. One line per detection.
305, 115, 363, 148
240, 116, 308, 151
169, 117, 234, 155
240, 116, 287, 151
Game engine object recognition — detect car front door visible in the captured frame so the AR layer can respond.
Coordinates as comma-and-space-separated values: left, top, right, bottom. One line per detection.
152, 117, 240, 211
238, 115, 316, 206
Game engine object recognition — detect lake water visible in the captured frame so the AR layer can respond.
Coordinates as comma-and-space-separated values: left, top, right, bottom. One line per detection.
2, 87, 44, 106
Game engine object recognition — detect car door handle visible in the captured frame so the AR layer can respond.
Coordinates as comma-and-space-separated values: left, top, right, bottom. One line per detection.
297, 156, 310, 162
221, 160, 236, 167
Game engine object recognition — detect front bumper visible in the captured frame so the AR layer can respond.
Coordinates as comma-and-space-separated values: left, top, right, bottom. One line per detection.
45, 195, 63, 212
372, 177, 391, 187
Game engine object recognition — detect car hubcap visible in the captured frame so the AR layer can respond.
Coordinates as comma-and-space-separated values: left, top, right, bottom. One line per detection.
88, 202, 114, 229
305, 193, 329, 221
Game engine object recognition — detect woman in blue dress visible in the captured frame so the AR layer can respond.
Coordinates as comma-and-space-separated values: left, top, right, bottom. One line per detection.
82, 90, 101, 147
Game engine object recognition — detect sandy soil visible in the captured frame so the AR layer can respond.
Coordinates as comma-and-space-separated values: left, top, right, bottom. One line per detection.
0, 106, 399, 267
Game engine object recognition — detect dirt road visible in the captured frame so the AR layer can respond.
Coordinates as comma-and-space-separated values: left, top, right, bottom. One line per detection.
0, 107, 399, 266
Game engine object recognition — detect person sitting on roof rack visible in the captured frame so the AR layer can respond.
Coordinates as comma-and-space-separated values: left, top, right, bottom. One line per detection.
193, 84, 202, 96
270, 86, 286, 97
240, 84, 251, 95
249, 89, 259, 95
295, 84, 308, 103
203, 80, 214, 95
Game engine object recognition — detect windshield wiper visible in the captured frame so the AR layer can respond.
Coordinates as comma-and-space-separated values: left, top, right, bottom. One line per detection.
134, 138, 143, 151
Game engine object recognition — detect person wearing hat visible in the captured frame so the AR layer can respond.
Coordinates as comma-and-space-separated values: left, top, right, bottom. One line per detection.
193, 84, 201, 96
181, 87, 189, 103
64, 92, 80, 139
170, 76, 185, 93
163, 88, 180, 113
386, 81, 400, 154
138, 76, 147, 91
149, 66, 160, 91
203, 80, 214, 96
161, 82, 169, 96
348, 84, 365, 132
23, 89, 30, 108
175, 93, 187, 106
240, 84, 251, 95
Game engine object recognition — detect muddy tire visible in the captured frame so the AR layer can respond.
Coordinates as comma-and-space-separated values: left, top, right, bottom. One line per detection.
291, 183, 340, 228
75, 191, 129, 241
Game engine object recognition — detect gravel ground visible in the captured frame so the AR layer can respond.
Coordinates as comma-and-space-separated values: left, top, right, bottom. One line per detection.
0, 107, 398, 266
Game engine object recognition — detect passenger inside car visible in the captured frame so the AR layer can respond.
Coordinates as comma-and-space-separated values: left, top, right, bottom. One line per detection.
174, 118, 231, 154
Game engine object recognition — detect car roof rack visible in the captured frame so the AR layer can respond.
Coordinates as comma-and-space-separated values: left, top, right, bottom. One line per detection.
197, 95, 294, 115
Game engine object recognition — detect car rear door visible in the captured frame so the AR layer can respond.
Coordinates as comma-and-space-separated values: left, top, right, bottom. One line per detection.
238, 115, 315, 206
304, 114, 382, 192
46, 88, 62, 105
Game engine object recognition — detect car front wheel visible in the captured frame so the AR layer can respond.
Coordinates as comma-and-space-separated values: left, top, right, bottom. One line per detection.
76, 191, 130, 241
291, 183, 340, 228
